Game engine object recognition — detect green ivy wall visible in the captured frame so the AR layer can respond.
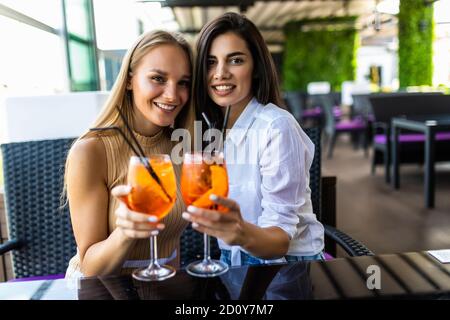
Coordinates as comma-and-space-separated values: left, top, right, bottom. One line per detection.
282, 17, 358, 91
398, 0, 434, 87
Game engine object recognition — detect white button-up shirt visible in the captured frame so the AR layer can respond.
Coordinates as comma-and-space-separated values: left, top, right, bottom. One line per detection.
222, 97, 325, 266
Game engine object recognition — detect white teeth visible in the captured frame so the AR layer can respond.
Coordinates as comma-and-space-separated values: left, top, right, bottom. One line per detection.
155, 102, 176, 111
215, 85, 233, 91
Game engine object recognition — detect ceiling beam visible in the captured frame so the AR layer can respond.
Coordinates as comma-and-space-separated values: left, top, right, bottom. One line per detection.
0, 3, 58, 35
179, 26, 284, 33
139, 0, 354, 8
143, 0, 256, 7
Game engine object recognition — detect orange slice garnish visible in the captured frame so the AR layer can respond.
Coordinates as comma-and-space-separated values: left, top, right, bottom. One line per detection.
192, 165, 228, 208
127, 163, 172, 216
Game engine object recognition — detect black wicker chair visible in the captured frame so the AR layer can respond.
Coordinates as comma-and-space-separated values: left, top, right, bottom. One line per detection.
0, 138, 77, 280
179, 127, 373, 267
305, 127, 373, 257
283, 91, 308, 123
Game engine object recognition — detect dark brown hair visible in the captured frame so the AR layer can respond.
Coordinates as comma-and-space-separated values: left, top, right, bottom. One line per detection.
193, 12, 283, 128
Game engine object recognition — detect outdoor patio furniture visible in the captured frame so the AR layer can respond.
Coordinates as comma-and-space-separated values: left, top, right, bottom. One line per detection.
0, 138, 77, 280
368, 92, 450, 183
318, 93, 368, 158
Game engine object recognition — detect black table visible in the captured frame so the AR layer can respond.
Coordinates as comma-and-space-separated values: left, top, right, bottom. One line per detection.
1, 251, 450, 300
391, 115, 450, 208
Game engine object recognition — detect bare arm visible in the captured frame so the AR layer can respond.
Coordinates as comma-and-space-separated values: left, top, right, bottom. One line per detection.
67, 138, 162, 277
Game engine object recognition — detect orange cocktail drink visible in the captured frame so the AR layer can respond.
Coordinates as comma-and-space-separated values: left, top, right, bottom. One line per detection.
180, 151, 230, 277
127, 155, 176, 220
126, 155, 177, 282
181, 153, 228, 209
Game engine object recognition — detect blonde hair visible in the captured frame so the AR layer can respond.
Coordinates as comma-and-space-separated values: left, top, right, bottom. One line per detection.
84, 30, 193, 137
61, 30, 194, 207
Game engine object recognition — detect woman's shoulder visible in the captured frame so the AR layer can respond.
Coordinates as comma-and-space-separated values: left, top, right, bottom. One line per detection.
66, 136, 108, 189
255, 103, 315, 158
68, 136, 106, 168
256, 102, 299, 129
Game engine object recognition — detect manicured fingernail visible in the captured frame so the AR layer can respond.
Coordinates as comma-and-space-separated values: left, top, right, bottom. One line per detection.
182, 212, 191, 220
148, 216, 158, 222
187, 206, 198, 213
151, 230, 159, 236
192, 222, 199, 228
209, 194, 218, 201
125, 185, 132, 193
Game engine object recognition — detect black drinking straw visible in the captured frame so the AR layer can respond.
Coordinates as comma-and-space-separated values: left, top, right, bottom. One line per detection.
115, 107, 148, 165
222, 105, 231, 132
201, 112, 212, 129
221, 106, 231, 149
89, 106, 171, 202
216, 105, 231, 152
201, 112, 213, 152
90, 126, 142, 160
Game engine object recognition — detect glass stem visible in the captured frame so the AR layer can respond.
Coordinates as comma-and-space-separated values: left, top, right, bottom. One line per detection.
149, 235, 160, 267
203, 233, 211, 262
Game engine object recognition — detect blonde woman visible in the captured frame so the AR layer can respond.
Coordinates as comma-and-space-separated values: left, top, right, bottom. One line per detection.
65, 30, 193, 279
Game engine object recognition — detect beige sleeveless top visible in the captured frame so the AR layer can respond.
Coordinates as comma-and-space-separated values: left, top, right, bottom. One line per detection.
65, 127, 187, 279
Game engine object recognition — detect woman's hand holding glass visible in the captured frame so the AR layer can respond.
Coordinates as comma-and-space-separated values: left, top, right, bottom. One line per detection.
183, 195, 245, 247
112, 185, 165, 240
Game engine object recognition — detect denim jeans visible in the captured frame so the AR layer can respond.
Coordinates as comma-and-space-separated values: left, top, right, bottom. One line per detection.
220, 249, 325, 266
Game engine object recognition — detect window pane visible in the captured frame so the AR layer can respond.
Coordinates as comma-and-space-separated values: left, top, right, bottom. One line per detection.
0, 154, 3, 187
68, 40, 97, 91
0, 0, 63, 29
0, 15, 66, 95
65, 0, 91, 40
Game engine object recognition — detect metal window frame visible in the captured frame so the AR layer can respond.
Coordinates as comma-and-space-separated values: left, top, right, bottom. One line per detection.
0, 3, 59, 35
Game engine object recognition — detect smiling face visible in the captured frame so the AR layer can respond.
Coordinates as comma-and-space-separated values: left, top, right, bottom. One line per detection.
207, 32, 254, 111
128, 44, 191, 135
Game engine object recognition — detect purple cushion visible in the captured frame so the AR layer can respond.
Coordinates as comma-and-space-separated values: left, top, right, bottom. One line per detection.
8, 273, 65, 282
335, 119, 366, 131
432, 132, 450, 141
302, 106, 342, 119
333, 106, 343, 118
375, 132, 450, 144
324, 252, 334, 261
303, 107, 322, 118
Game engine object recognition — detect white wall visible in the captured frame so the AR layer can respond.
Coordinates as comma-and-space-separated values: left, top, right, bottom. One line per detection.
356, 46, 397, 88
0, 91, 109, 143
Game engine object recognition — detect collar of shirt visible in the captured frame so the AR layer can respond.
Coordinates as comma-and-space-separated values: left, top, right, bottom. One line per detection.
226, 97, 260, 146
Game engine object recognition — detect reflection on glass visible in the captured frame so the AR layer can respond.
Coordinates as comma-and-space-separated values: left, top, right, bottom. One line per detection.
77, 276, 139, 300
219, 262, 313, 300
